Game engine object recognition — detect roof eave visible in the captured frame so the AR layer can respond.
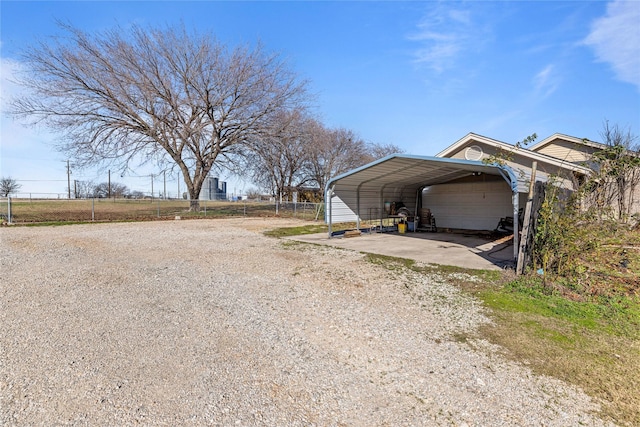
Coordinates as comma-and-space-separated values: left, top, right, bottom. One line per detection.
436, 132, 593, 174
529, 133, 606, 152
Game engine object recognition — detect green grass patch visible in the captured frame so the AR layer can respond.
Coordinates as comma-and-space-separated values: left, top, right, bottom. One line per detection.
263, 220, 383, 238
19, 219, 148, 227
482, 277, 640, 338
21, 220, 95, 227
361, 251, 640, 426
364, 252, 502, 284
363, 253, 416, 270
263, 223, 329, 238
473, 282, 639, 426
473, 275, 639, 425
477, 297, 640, 426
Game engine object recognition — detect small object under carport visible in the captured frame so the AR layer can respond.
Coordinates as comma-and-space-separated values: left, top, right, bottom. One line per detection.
398, 223, 407, 234
330, 227, 374, 237
418, 215, 437, 232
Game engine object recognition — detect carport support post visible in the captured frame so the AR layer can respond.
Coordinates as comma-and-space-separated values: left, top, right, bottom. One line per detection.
414, 189, 421, 230
327, 186, 333, 238
356, 185, 361, 230
512, 192, 519, 262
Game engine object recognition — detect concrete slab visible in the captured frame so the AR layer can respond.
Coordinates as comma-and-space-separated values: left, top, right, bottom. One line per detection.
286, 230, 515, 271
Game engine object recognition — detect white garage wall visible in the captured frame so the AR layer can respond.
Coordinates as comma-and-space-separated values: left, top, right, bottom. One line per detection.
329, 187, 420, 224
423, 180, 513, 231
328, 193, 359, 223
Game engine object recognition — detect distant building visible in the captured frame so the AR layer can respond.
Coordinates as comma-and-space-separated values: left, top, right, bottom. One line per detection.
199, 176, 227, 201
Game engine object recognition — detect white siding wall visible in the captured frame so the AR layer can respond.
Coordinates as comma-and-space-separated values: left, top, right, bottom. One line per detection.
534, 140, 598, 163
327, 193, 359, 223
422, 181, 513, 230
328, 187, 420, 224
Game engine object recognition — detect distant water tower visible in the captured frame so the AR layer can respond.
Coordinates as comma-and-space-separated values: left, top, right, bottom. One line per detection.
199, 176, 227, 200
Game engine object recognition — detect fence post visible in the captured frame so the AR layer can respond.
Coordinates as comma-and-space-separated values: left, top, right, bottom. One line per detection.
92, 198, 95, 221
7, 196, 11, 224
517, 162, 537, 274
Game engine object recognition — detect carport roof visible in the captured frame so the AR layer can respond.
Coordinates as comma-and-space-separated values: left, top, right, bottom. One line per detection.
327, 154, 518, 194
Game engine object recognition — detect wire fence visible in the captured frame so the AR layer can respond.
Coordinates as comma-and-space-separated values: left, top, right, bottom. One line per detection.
0, 197, 325, 224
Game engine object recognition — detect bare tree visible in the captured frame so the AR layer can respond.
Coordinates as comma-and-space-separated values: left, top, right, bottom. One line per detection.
73, 180, 95, 199
362, 141, 403, 164
93, 182, 129, 198
11, 23, 308, 210
0, 177, 22, 197
583, 122, 640, 221
601, 122, 640, 220
241, 106, 403, 197
244, 187, 264, 201
305, 129, 403, 192
244, 109, 313, 201
304, 127, 368, 192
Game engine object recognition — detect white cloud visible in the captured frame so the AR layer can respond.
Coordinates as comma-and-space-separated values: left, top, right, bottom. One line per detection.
533, 64, 559, 99
0, 57, 23, 111
408, 5, 477, 74
584, 0, 640, 91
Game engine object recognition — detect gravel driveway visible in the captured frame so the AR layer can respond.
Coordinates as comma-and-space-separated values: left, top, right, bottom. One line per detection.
1, 218, 608, 426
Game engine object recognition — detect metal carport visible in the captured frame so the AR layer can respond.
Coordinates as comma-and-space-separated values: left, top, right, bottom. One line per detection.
325, 154, 520, 260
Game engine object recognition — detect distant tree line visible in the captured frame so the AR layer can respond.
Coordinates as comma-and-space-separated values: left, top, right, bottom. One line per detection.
72, 181, 147, 199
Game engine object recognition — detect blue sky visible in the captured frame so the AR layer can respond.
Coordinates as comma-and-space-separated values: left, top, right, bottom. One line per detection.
1, 0, 639, 197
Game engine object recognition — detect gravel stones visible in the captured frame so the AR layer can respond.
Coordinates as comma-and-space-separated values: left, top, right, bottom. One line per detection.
0, 218, 609, 426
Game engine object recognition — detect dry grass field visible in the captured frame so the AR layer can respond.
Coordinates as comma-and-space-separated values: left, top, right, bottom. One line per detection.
1, 198, 322, 224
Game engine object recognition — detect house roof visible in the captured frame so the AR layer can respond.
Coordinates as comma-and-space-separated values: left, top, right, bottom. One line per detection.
435, 132, 593, 175
327, 154, 519, 195
529, 133, 606, 153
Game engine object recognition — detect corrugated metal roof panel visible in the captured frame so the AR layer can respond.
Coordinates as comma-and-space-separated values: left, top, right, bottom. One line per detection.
327, 154, 517, 193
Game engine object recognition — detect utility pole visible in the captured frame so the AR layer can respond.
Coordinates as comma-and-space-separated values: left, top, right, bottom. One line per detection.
66, 160, 71, 199
108, 170, 111, 199
163, 171, 166, 200
151, 174, 154, 200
